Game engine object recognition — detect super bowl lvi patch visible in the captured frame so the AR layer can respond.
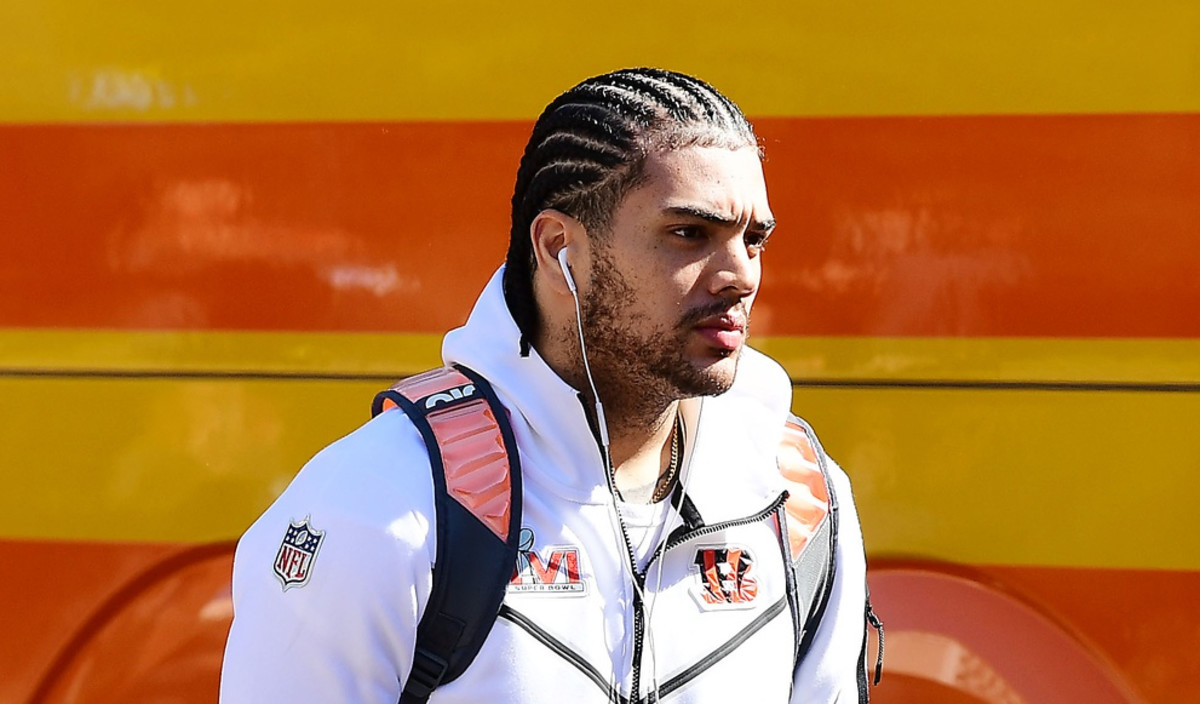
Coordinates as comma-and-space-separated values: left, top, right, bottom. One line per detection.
508, 527, 586, 596
273, 516, 325, 591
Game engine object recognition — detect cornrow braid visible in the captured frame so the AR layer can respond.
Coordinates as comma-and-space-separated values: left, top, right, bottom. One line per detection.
503, 68, 758, 355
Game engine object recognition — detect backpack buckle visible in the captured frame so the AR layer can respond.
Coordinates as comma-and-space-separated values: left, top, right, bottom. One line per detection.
404, 646, 450, 699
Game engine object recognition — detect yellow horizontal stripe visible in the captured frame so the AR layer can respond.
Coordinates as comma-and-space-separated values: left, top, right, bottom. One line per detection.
794, 385, 1200, 571
3, 329, 1199, 384
0, 374, 383, 543
1, 1, 1197, 122
756, 336, 1200, 385
3, 330, 1198, 569
3, 371, 1196, 569
0, 329, 442, 378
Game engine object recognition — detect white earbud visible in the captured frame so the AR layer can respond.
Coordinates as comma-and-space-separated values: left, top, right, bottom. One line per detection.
556, 247, 577, 292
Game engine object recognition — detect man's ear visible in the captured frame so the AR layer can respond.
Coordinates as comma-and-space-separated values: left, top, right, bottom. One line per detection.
530, 209, 585, 296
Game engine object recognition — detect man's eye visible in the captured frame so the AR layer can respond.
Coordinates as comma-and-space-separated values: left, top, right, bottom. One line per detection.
672, 226, 703, 240
746, 232, 770, 251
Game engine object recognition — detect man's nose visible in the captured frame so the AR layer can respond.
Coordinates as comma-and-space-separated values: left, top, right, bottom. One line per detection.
709, 236, 760, 299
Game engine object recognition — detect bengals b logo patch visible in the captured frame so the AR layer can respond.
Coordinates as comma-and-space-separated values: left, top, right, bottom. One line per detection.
692, 546, 758, 609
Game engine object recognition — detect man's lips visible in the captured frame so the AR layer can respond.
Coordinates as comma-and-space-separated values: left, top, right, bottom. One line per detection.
694, 313, 747, 351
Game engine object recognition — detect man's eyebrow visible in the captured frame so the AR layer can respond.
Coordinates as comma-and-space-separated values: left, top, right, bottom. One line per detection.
664, 205, 776, 232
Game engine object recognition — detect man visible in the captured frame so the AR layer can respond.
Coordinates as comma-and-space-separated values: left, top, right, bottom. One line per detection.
221, 68, 873, 703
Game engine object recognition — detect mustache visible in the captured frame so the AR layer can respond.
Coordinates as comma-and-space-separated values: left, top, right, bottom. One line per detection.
678, 299, 750, 328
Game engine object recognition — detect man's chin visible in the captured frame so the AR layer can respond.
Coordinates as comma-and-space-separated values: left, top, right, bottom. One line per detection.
678, 351, 740, 397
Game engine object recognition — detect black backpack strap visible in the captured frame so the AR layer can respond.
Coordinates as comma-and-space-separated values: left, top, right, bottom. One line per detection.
372, 364, 522, 703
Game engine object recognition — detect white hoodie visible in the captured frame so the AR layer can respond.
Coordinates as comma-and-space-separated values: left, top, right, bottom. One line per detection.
221, 269, 870, 703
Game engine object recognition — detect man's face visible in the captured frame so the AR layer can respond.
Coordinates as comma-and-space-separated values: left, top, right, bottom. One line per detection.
578, 144, 774, 407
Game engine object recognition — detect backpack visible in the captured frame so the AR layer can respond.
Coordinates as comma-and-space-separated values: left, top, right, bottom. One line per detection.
372, 365, 844, 703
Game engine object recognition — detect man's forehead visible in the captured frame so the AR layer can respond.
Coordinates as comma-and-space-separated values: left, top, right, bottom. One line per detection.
639, 146, 773, 224
642, 144, 763, 176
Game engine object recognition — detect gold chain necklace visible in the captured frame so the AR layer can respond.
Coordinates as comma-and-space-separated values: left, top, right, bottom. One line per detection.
651, 412, 683, 503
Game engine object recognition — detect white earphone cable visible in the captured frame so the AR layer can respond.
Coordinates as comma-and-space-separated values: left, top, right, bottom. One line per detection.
562, 251, 654, 700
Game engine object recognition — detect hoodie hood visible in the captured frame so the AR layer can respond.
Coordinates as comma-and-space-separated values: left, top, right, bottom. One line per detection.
443, 268, 610, 502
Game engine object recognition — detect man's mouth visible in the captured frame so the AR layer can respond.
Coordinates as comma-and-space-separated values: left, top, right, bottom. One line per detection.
693, 312, 747, 352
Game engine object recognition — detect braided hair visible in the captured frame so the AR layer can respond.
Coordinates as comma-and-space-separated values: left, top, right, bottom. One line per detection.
504, 68, 758, 355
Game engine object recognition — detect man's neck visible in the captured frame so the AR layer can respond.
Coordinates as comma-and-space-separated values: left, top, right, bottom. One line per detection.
604, 398, 679, 503
531, 323, 685, 502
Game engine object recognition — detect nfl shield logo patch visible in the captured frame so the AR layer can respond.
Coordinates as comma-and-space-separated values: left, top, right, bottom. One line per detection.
273, 517, 325, 591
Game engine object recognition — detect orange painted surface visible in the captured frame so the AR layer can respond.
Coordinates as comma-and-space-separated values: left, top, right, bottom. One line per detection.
0, 539, 185, 703
3, 114, 1198, 338
982, 563, 1200, 701
868, 561, 1200, 704
759, 113, 1200, 339
25, 543, 234, 704
873, 676, 996, 704
5, 539, 1195, 703
0, 121, 520, 335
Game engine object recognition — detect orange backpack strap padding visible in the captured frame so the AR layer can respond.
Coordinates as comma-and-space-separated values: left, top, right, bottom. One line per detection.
371, 364, 522, 703
778, 416, 833, 558
375, 366, 515, 541
776, 414, 839, 670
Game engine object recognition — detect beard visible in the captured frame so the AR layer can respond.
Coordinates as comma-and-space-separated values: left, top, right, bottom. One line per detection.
578, 248, 748, 415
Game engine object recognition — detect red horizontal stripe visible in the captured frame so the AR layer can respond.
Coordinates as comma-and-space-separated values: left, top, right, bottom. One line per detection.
1, 116, 1196, 337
